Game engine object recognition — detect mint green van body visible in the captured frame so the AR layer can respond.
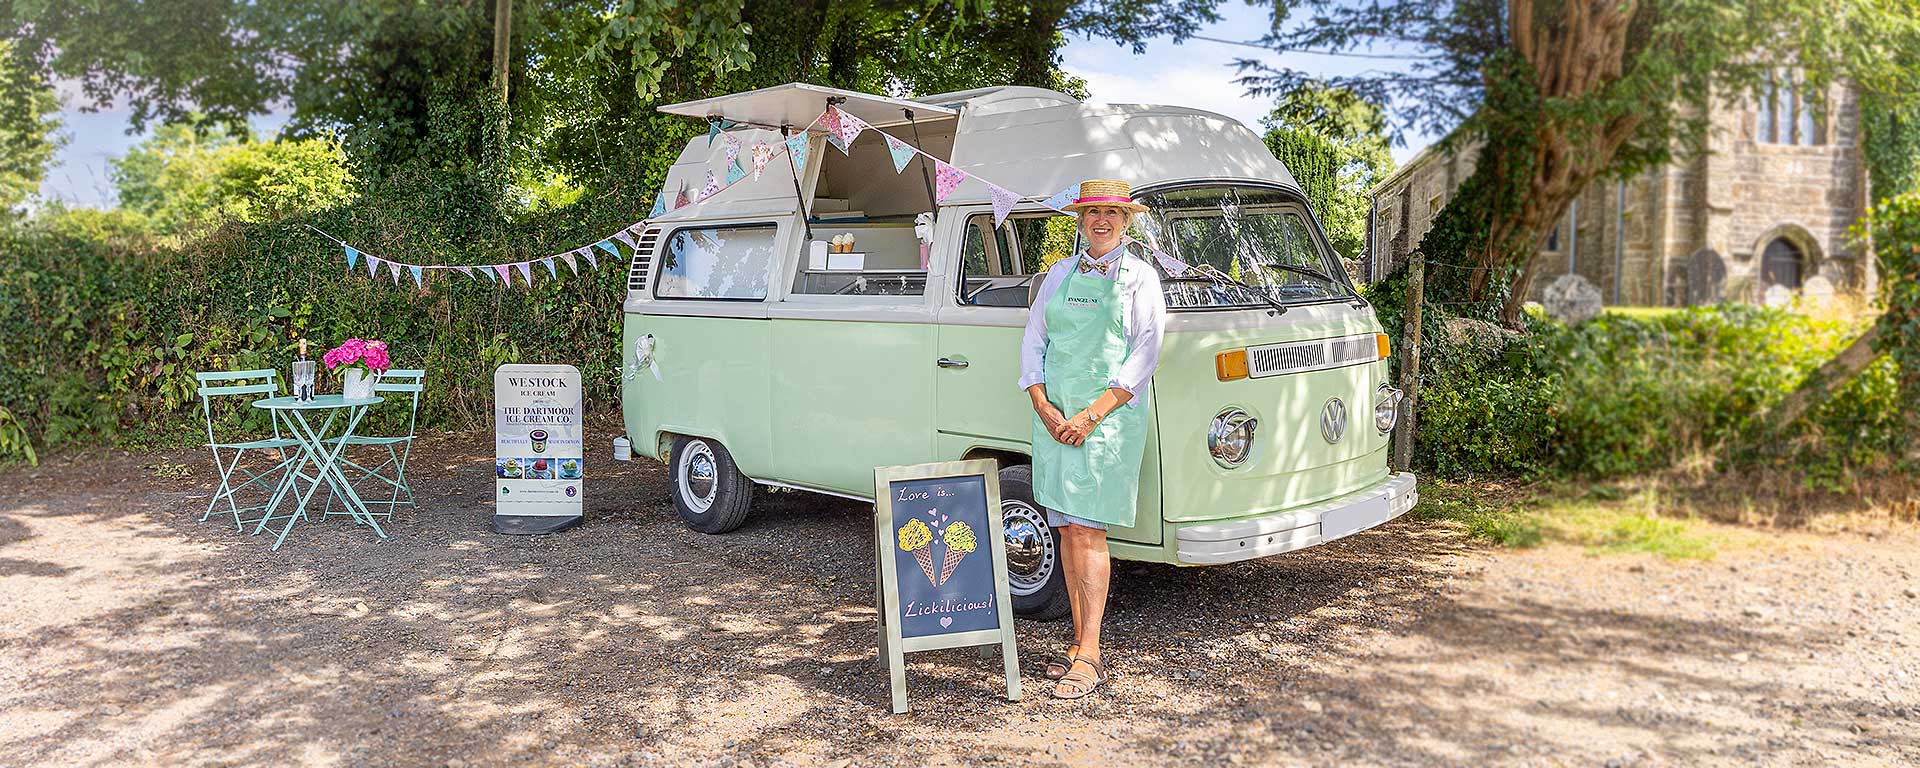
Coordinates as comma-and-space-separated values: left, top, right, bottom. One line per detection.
618, 84, 1417, 618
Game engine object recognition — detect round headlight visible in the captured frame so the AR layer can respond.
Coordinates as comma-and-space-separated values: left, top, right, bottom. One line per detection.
1375, 385, 1404, 433
1207, 409, 1258, 468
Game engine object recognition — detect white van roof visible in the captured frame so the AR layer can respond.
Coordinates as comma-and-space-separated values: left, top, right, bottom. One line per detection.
652, 83, 1298, 220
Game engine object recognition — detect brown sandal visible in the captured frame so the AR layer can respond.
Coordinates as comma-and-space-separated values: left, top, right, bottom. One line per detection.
1052, 657, 1107, 699
1044, 650, 1080, 680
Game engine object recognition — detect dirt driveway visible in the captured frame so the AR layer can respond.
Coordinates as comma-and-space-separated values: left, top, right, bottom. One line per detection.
2, 432, 1915, 767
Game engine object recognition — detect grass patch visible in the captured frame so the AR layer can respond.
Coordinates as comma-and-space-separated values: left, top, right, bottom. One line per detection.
1415, 480, 1726, 558
1601, 305, 1682, 320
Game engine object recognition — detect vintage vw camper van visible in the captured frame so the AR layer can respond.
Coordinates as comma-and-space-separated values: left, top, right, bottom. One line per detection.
617, 83, 1418, 619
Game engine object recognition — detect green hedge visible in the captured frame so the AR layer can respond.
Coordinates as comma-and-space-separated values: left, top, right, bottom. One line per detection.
1407, 304, 1904, 482
0, 179, 658, 457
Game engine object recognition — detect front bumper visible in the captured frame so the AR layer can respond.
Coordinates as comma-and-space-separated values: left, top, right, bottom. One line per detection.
1174, 472, 1418, 565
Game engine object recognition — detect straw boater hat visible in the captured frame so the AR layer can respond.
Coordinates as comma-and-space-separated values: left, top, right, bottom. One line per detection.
1062, 179, 1148, 214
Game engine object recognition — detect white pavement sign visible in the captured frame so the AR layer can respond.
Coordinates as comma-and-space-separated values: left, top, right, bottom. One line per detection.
493, 364, 584, 534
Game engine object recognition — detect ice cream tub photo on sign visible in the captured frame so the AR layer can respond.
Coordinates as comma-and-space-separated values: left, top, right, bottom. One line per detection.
871, 459, 1020, 714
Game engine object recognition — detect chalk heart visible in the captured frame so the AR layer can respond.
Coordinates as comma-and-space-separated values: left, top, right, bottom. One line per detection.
939, 616, 953, 628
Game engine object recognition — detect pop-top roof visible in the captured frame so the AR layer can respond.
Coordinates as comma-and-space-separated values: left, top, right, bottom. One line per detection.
656, 83, 956, 129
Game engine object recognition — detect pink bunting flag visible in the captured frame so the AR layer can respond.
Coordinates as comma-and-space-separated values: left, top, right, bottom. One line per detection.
541, 257, 558, 279
750, 142, 775, 181
700, 170, 719, 200
829, 109, 866, 155
514, 261, 533, 285
494, 264, 512, 284
454, 265, 475, 278
675, 184, 691, 209
933, 160, 967, 203
986, 181, 1020, 226
722, 132, 742, 168
819, 106, 842, 139
560, 252, 579, 275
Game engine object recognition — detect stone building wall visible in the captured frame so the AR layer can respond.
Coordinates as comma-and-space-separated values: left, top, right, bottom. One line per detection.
1365, 83, 1871, 306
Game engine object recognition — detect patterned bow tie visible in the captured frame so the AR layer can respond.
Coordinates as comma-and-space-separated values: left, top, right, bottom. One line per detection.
1078, 256, 1113, 274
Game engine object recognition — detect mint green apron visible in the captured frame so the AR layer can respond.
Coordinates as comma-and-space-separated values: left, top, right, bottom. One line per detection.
1031, 256, 1149, 528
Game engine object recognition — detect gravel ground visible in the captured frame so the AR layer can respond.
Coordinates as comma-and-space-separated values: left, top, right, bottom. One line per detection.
1, 431, 1915, 767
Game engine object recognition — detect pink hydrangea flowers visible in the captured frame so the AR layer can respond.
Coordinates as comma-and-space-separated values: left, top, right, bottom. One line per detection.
323, 338, 391, 375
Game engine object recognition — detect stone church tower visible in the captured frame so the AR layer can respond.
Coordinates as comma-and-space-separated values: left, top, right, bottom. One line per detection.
1365, 78, 1874, 306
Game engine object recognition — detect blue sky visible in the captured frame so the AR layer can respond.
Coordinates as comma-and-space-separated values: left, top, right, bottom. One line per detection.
40, 4, 1438, 208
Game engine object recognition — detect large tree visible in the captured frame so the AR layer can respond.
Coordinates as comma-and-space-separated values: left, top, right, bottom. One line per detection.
1239, 0, 1920, 323
0, 38, 60, 215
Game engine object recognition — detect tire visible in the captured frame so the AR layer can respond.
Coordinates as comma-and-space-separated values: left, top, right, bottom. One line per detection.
669, 435, 753, 534
998, 465, 1071, 621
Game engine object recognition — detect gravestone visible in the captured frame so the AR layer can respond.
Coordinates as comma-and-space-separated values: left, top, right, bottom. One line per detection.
1801, 274, 1836, 307
1686, 249, 1726, 305
1762, 284, 1794, 308
1543, 274, 1603, 325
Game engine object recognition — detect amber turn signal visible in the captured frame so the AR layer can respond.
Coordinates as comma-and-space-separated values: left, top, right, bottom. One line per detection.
1376, 333, 1391, 360
1216, 349, 1249, 381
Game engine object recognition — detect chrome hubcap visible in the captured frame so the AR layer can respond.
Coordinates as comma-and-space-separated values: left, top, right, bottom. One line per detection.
680, 441, 717, 514
1002, 500, 1055, 596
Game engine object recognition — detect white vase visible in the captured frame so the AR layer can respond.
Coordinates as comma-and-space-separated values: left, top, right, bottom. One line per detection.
341, 368, 380, 400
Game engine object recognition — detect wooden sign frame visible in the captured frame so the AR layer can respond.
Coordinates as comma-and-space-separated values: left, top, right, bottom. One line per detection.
872, 459, 1022, 714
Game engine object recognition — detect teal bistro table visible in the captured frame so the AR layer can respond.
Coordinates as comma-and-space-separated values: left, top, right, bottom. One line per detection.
252, 395, 388, 550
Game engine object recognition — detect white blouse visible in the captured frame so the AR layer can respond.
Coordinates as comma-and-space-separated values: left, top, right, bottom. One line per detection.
1017, 245, 1168, 407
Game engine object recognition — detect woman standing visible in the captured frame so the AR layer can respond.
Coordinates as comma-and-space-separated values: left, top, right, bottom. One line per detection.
1017, 179, 1166, 700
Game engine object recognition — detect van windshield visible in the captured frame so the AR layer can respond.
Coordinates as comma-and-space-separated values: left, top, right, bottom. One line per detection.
1132, 184, 1356, 309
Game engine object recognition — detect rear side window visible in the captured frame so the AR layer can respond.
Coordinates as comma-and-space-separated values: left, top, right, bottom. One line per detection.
654, 224, 776, 300
956, 213, 1080, 307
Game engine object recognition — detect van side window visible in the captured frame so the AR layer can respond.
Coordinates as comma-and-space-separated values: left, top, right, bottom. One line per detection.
655, 224, 776, 300
957, 213, 1078, 307
789, 223, 926, 297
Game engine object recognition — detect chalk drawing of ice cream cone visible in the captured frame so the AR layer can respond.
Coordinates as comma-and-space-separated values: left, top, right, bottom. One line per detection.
938, 521, 976, 585
897, 518, 937, 586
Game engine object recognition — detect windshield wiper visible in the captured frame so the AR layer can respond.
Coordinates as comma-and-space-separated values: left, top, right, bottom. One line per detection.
1170, 264, 1288, 315
1261, 262, 1346, 288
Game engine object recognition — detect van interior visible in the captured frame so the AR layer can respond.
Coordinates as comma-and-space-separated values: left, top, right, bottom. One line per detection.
791, 117, 955, 297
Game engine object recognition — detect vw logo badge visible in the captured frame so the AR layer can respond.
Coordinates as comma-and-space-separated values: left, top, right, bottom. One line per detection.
1320, 397, 1348, 444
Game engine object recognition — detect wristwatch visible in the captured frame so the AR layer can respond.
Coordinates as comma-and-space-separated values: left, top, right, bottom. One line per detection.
1086, 409, 1102, 424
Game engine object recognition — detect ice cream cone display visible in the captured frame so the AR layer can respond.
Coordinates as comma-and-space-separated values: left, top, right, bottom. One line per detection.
897, 518, 937, 586
938, 520, 977, 584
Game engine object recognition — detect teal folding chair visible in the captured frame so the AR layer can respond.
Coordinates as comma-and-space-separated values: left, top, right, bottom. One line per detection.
196, 369, 305, 531
325, 369, 424, 521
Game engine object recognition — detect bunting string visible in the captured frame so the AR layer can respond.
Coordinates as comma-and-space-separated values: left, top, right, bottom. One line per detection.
314, 104, 1192, 291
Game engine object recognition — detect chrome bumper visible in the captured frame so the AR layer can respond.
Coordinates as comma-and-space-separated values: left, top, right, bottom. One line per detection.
1174, 472, 1419, 565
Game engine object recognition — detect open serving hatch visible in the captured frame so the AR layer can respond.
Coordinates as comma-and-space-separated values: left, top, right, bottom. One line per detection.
656, 83, 957, 130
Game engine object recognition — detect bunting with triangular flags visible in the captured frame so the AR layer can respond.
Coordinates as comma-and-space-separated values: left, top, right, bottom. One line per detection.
594, 240, 621, 262
560, 252, 579, 275
651, 195, 667, 218
582, 248, 599, 270
541, 257, 558, 279
785, 135, 809, 175
707, 119, 722, 147
366, 255, 381, 278
409, 265, 424, 288
830, 110, 867, 153
344, 245, 361, 270
884, 134, 916, 173
722, 132, 742, 167
934, 160, 967, 202
387, 260, 402, 285
700, 170, 720, 200
986, 182, 1020, 226
725, 157, 746, 185
494, 264, 512, 284
1040, 183, 1081, 214
455, 265, 475, 279
751, 142, 775, 180
612, 230, 636, 249
514, 261, 533, 285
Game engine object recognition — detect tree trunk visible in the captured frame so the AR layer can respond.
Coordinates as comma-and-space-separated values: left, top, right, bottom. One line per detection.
1752, 319, 1885, 437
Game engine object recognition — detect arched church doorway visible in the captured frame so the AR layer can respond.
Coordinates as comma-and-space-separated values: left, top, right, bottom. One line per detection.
1760, 238, 1806, 289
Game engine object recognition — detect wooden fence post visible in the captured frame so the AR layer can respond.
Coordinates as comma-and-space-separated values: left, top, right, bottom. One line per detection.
1391, 251, 1424, 472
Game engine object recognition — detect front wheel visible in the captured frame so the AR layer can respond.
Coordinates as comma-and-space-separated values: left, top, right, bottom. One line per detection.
670, 435, 753, 534
999, 465, 1070, 621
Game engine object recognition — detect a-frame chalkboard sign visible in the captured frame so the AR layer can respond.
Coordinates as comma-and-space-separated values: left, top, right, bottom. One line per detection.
872, 459, 1022, 714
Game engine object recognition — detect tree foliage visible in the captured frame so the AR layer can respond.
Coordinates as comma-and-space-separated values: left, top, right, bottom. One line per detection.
1239, 0, 1920, 321
110, 124, 357, 239
1261, 81, 1395, 260
0, 38, 60, 215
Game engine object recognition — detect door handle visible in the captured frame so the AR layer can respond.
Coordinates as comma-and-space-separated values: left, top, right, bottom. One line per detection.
936, 357, 969, 369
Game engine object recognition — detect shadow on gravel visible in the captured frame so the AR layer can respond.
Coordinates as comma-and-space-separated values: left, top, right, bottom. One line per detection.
5, 438, 1902, 766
